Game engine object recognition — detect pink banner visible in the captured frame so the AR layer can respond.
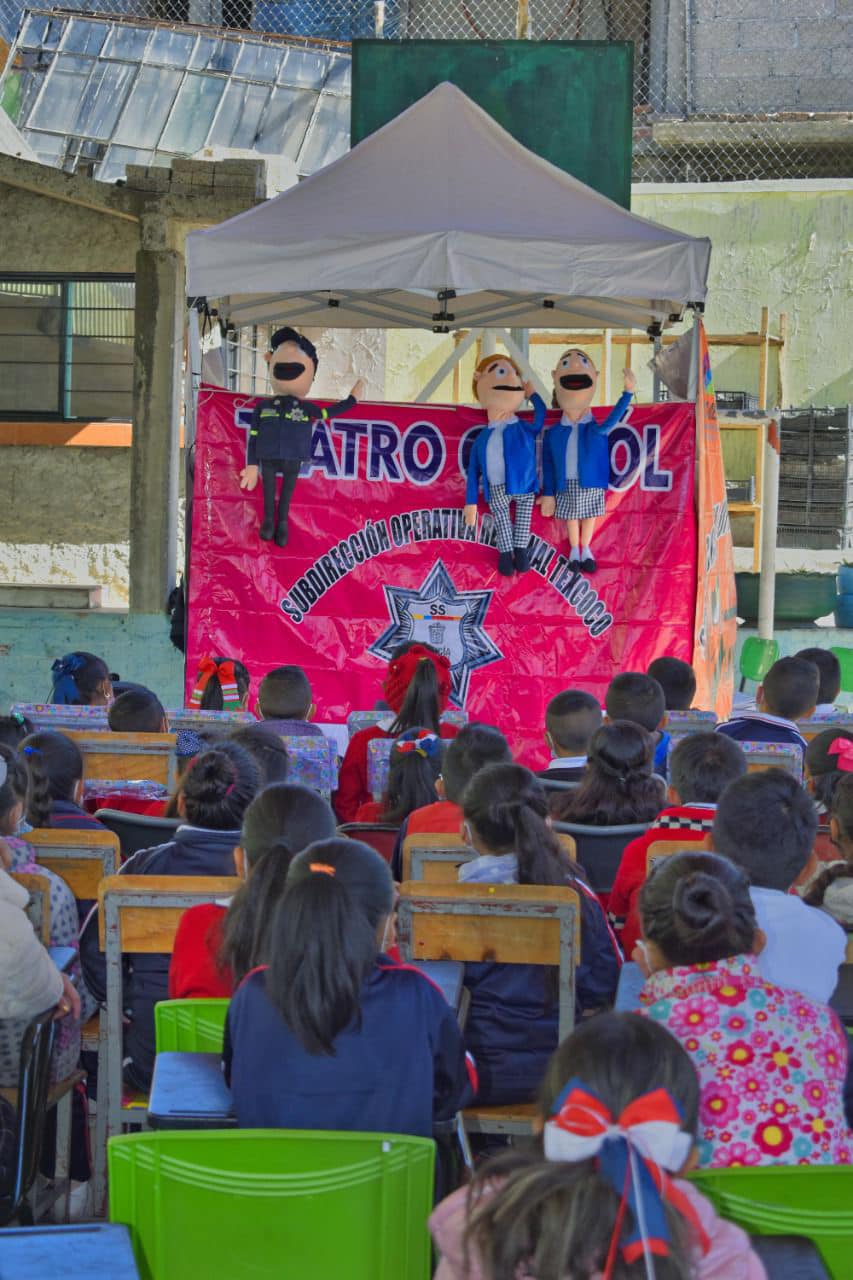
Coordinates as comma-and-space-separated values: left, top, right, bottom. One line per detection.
188, 388, 698, 767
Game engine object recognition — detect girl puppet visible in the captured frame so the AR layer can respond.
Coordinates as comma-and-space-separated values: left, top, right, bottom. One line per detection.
541, 349, 636, 574
463, 354, 547, 577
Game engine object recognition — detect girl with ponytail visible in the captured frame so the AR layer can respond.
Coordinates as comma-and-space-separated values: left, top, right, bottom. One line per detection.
354, 728, 445, 824
551, 720, 666, 825
459, 763, 621, 1106
169, 783, 338, 998
224, 838, 474, 1137
335, 642, 459, 823
20, 730, 105, 831
430, 1013, 765, 1280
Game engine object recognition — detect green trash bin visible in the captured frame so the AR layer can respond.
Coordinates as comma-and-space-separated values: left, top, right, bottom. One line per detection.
109, 1129, 435, 1280
691, 1165, 853, 1279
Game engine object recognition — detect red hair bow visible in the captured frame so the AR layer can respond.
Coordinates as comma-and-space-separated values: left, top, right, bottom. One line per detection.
383, 645, 452, 715
829, 738, 853, 773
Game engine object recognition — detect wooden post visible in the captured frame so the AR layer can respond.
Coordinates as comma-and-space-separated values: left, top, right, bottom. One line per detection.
778, 312, 788, 408
757, 305, 770, 411
516, 0, 529, 38
754, 421, 766, 574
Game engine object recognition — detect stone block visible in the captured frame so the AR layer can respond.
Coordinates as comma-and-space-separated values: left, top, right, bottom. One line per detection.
693, 19, 741, 63
716, 0, 814, 17
770, 47, 833, 77
830, 43, 853, 75
713, 51, 771, 79
740, 76, 803, 111
798, 76, 853, 109
693, 76, 741, 112
795, 17, 843, 46
738, 19, 793, 48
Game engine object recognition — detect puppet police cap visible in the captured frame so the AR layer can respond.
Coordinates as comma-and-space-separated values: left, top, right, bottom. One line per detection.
270, 327, 318, 370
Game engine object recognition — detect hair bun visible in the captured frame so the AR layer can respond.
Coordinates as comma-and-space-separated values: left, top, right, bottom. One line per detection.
673, 871, 732, 936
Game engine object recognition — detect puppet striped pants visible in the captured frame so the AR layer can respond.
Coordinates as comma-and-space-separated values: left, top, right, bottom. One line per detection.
489, 486, 536, 553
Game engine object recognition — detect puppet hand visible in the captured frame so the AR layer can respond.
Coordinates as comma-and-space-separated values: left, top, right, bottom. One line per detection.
522, 379, 535, 400
350, 378, 365, 401
463, 504, 478, 528
538, 496, 556, 518
623, 367, 637, 394
239, 465, 259, 491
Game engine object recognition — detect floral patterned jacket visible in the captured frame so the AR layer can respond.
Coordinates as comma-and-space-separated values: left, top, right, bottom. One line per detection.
640, 954, 853, 1168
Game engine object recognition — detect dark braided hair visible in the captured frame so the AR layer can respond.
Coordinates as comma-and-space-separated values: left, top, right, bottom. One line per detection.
20, 730, 85, 828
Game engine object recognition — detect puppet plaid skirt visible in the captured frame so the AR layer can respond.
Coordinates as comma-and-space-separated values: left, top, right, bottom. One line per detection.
556, 480, 606, 520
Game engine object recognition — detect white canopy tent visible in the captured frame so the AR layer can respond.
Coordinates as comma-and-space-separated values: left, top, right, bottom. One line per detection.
186, 82, 711, 335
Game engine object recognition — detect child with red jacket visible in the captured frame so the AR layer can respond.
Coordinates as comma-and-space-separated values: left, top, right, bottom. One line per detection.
608, 732, 747, 953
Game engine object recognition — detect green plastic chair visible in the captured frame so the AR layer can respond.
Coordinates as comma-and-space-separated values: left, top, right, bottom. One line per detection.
830, 647, 853, 695
154, 1000, 230, 1054
109, 1129, 435, 1280
690, 1166, 853, 1278
738, 636, 779, 691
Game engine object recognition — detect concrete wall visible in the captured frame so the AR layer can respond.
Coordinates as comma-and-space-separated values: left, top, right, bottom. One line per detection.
0, 185, 137, 273
0, 607, 184, 710
691, 0, 852, 115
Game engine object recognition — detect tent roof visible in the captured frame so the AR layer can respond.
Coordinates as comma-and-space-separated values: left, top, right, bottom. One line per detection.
187, 82, 710, 332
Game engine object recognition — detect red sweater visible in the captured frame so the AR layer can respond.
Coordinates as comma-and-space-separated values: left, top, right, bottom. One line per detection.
335, 722, 460, 823
408, 799, 464, 835
168, 902, 233, 999
608, 804, 716, 954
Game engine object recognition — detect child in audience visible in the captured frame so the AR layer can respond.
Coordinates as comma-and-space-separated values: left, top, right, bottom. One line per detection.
189, 655, 251, 711
796, 646, 845, 717
389, 724, 511, 879
605, 671, 670, 775
229, 724, 290, 785
108, 688, 167, 733
20, 730, 105, 831
80, 742, 260, 1089
538, 689, 601, 782
609, 732, 747, 952
430, 1013, 765, 1280
459, 763, 621, 1105
712, 768, 845, 1001
256, 665, 325, 737
550, 721, 665, 825
716, 655, 816, 750
804, 774, 853, 926
0, 712, 34, 749
336, 642, 458, 822
354, 729, 444, 824
805, 728, 853, 862
169, 783, 337, 998
223, 838, 474, 1137
638, 850, 853, 1167
49, 651, 113, 706
648, 655, 698, 712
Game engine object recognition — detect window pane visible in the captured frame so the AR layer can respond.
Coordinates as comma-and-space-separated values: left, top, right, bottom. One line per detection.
277, 47, 329, 88
254, 86, 317, 158
297, 91, 348, 173
0, 286, 61, 414
147, 29, 197, 67
20, 130, 68, 165
114, 66, 181, 147
324, 56, 351, 94
74, 61, 136, 140
190, 36, 239, 73
95, 144, 152, 183
208, 80, 270, 149
233, 41, 281, 83
159, 75, 225, 153
29, 55, 94, 130
102, 26, 150, 61
69, 389, 133, 419
62, 18, 107, 55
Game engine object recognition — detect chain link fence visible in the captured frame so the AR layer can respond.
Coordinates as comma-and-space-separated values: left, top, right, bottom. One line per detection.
0, 0, 850, 182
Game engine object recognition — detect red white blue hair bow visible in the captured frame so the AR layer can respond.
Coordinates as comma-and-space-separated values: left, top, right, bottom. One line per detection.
395, 730, 441, 760
544, 1079, 697, 1279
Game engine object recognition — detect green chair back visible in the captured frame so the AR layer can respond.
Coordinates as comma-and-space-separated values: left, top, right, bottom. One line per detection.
154, 1000, 230, 1054
109, 1129, 435, 1280
739, 636, 779, 688
690, 1166, 853, 1279
830, 647, 853, 695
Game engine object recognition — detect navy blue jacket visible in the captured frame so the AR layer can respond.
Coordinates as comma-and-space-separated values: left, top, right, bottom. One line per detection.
247, 394, 356, 465
542, 391, 632, 494
79, 824, 239, 1090
465, 394, 547, 503
223, 957, 473, 1138
715, 713, 806, 753
463, 882, 621, 1106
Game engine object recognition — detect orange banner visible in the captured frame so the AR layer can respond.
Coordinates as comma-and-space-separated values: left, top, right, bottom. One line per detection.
693, 319, 738, 718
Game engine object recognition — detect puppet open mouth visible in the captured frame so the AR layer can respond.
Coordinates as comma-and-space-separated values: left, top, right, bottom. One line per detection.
492, 384, 523, 392
560, 374, 593, 390
273, 362, 307, 381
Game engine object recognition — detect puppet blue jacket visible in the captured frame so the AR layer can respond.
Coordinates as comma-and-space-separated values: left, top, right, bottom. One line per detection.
223, 956, 474, 1138
542, 391, 633, 494
465, 393, 547, 504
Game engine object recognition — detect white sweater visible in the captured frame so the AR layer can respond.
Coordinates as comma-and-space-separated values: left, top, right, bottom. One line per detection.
0, 869, 63, 1019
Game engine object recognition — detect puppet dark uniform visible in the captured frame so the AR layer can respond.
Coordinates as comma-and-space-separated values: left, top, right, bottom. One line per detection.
248, 393, 356, 538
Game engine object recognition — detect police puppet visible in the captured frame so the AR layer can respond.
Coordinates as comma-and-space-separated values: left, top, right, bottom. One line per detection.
463, 354, 546, 577
239, 327, 364, 545
540, 349, 635, 574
